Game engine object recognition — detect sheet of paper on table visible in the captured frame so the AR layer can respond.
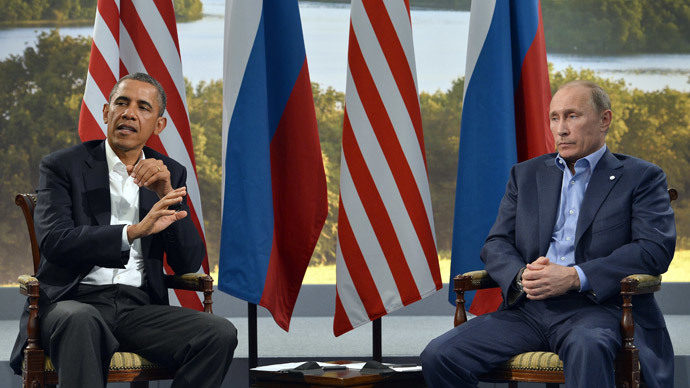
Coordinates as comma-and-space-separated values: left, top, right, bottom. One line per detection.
251, 362, 422, 373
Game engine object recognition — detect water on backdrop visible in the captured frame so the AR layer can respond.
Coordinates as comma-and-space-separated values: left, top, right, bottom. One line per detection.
0, 0, 688, 92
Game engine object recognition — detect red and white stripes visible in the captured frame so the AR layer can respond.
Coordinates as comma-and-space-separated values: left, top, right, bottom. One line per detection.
334, 0, 441, 336
78, 0, 207, 310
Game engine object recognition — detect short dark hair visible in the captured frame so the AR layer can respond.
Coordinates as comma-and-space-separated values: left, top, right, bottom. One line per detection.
558, 80, 611, 114
108, 73, 167, 117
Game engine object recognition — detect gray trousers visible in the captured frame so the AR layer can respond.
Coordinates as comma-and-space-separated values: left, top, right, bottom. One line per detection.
40, 284, 237, 388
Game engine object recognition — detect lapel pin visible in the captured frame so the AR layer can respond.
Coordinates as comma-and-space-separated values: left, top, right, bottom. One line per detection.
609, 175, 616, 180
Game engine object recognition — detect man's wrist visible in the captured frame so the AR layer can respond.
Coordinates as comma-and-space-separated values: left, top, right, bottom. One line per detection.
515, 267, 526, 291
126, 224, 140, 244
121, 224, 132, 250
157, 183, 174, 199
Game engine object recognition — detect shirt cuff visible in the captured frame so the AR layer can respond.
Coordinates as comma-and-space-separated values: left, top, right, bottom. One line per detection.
121, 224, 132, 251
574, 265, 590, 292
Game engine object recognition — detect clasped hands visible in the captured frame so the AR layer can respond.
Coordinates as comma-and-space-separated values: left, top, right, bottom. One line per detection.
520, 257, 581, 300
125, 159, 188, 243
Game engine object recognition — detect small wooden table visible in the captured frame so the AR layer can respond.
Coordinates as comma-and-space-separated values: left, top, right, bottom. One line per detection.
250, 362, 427, 388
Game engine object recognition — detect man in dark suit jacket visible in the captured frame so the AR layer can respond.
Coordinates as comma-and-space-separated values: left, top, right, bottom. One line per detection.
11, 73, 237, 387
421, 81, 675, 388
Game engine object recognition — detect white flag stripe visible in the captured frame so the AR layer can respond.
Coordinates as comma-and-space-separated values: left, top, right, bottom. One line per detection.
132, 1, 187, 105
83, 74, 108, 134
221, 0, 263, 206
118, 26, 145, 74
345, 71, 435, 294
383, 0, 418, 90
351, 3, 435, 236
339, 157, 403, 311
335, 0, 440, 335
464, 0, 496, 96
335, 241, 369, 327
93, 12, 120, 76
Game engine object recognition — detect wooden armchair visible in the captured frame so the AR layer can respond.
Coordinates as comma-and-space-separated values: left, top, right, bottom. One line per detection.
452, 188, 678, 388
15, 193, 215, 388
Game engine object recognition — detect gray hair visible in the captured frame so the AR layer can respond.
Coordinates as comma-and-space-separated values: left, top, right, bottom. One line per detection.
558, 80, 611, 114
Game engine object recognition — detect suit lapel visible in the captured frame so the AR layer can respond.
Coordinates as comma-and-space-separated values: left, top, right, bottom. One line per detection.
575, 150, 623, 246
83, 141, 111, 226
536, 157, 563, 254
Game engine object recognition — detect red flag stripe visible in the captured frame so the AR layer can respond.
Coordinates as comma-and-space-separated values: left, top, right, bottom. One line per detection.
96, 0, 120, 41
152, 0, 181, 55
337, 199, 387, 319
342, 114, 420, 302
87, 44, 117, 100
78, 103, 104, 141
347, 33, 440, 282
335, 0, 440, 335
348, 10, 436, 245
362, 1, 426, 161
334, 293, 354, 335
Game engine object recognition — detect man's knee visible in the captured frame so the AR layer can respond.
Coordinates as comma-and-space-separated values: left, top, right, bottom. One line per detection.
421, 336, 445, 369
213, 317, 238, 351
44, 301, 105, 334
198, 315, 238, 353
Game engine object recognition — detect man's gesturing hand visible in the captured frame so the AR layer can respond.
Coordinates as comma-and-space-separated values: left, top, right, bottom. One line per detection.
521, 256, 580, 300
127, 159, 173, 199
127, 187, 188, 243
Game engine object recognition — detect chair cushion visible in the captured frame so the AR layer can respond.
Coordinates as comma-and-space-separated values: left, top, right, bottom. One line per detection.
44, 352, 167, 372
496, 351, 564, 372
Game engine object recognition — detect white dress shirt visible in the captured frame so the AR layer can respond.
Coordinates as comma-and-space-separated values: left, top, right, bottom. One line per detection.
81, 141, 145, 287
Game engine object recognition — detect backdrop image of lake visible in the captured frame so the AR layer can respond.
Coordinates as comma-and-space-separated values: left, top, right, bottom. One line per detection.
0, 0, 688, 92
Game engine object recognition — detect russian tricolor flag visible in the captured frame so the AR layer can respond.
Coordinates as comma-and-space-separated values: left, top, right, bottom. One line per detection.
449, 0, 553, 314
220, 0, 328, 331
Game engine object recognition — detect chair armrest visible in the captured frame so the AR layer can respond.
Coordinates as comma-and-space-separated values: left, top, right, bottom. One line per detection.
164, 273, 215, 314
17, 275, 42, 355
18, 275, 39, 297
454, 270, 499, 292
164, 273, 213, 292
621, 274, 661, 295
618, 273, 662, 376
453, 270, 500, 327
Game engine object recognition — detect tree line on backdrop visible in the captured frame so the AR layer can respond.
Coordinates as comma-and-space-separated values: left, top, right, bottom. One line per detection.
0, 31, 688, 284
0, 0, 202, 24
2, 0, 688, 55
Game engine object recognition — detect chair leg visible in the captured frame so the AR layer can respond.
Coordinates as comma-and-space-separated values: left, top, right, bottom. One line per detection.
130, 382, 148, 388
509, 383, 518, 388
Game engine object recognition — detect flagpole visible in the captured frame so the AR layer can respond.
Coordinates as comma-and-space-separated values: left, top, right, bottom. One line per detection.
249, 303, 258, 368
373, 318, 382, 362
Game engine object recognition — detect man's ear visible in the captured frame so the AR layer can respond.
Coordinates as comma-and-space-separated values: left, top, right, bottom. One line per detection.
600, 109, 612, 131
154, 116, 167, 136
102, 103, 110, 123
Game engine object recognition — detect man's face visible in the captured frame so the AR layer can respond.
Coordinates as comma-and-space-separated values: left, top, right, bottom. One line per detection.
549, 85, 611, 164
103, 79, 166, 156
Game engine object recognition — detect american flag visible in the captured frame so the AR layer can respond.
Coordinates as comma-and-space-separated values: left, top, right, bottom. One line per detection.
78, 0, 207, 310
334, 0, 441, 336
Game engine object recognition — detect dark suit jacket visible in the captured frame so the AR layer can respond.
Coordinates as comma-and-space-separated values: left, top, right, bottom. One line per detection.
11, 140, 205, 374
480, 149, 676, 387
